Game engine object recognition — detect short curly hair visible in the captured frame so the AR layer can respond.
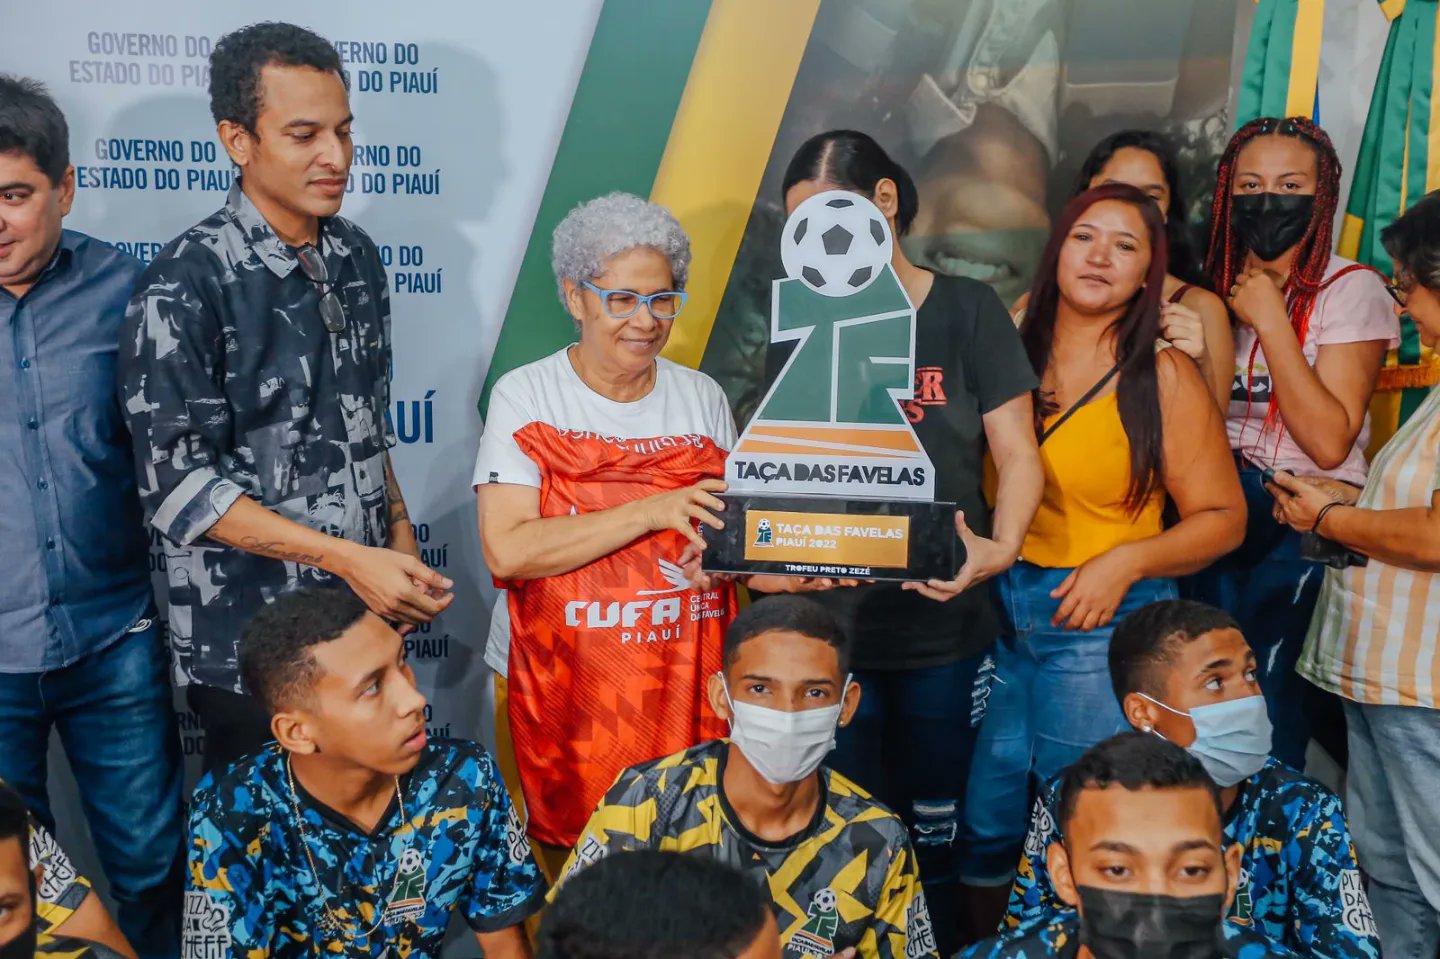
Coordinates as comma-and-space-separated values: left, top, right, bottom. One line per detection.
1058, 732, 1222, 834
550, 192, 691, 308
208, 22, 347, 131
537, 851, 769, 959
1108, 599, 1240, 703
238, 586, 368, 713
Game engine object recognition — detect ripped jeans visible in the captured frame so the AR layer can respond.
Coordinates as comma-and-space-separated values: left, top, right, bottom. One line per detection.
827, 648, 996, 956
1184, 465, 1330, 770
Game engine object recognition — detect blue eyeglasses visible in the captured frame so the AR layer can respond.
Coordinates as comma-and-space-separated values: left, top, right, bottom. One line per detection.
581, 281, 688, 319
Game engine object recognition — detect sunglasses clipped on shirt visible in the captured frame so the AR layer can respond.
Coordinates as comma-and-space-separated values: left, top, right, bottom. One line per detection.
1385, 279, 1410, 309
294, 241, 347, 333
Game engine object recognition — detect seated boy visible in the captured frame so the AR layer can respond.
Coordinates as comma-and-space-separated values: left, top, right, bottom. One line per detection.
185, 587, 544, 958
0, 782, 127, 957
559, 595, 938, 959
966, 733, 1298, 957
1006, 600, 1378, 958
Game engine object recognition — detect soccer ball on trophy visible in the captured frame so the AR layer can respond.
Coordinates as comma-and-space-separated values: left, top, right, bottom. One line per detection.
780, 191, 894, 298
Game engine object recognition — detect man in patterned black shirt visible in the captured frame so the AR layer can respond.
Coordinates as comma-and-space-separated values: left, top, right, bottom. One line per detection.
120, 22, 452, 773
186, 587, 543, 958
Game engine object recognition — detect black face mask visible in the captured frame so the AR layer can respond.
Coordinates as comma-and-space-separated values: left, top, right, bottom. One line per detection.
1076, 886, 1224, 959
0, 880, 36, 959
1231, 192, 1315, 262
0, 921, 36, 959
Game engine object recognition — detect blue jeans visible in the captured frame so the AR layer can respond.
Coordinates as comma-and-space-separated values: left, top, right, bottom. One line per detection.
959, 562, 1176, 884
1344, 700, 1440, 959
0, 620, 184, 959
1184, 467, 1329, 769
827, 649, 997, 957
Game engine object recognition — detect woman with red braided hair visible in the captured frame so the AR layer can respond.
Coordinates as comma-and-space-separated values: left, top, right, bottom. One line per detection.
1189, 117, 1399, 771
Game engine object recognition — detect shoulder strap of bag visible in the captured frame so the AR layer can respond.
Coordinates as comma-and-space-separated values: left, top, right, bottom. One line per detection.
1168, 283, 1195, 305
1039, 364, 1121, 445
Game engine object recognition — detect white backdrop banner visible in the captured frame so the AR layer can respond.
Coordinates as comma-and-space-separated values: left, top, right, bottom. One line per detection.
2, 0, 601, 927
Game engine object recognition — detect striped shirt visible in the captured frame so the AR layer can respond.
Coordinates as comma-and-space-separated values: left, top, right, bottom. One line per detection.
1299, 384, 1440, 707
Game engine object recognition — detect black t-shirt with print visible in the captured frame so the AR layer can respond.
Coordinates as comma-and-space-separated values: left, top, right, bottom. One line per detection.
762, 274, 1038, 669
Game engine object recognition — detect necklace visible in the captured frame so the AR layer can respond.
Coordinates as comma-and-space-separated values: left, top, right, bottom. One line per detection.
285, 753, 410, 943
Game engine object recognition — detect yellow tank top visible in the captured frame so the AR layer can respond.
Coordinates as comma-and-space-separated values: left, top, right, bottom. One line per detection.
1021, 391, 1165, 568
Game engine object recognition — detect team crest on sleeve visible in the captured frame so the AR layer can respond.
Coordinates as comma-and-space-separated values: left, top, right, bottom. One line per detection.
1024, 798, 1054, 859
788, 888, 840, 957
505, 804, 529, 866
182, 890, 231, 958
1340, 869, 1377, 937
381, 848, 428, 924
905, 889, 937, 958
562, 835, 607, 883
28, 827, 77, 902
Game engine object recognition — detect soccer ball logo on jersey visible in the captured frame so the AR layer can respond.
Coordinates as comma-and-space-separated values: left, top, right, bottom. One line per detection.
788, 888, 840, 957
382, 848, 428, 924
1232, 865, 1253, 925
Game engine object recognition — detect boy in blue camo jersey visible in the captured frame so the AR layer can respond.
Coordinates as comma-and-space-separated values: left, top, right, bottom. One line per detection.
967, 733, 1299, 958
1004, 600, 1379, 958
184, 588, 543, 958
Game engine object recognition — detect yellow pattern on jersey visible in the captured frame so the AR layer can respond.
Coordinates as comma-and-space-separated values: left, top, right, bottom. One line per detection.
558, 740, 938, 959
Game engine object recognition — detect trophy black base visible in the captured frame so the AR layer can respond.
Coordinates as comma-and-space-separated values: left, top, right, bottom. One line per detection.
699, 493, 959, 582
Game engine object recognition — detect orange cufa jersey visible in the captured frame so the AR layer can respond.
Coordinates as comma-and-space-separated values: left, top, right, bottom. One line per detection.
501, 422, 735, 848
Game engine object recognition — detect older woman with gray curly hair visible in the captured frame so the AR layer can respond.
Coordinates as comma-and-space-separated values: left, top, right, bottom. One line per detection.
472, 191, 741, 876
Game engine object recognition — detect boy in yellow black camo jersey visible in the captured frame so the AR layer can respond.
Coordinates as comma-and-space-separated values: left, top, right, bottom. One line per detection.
558, 595, 938, 959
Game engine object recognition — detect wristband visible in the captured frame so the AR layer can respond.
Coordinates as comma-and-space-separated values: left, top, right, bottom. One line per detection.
1311, 501, 1342, 534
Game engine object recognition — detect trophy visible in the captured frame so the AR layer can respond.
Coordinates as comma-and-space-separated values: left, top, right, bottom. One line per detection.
700, 191, 958, 582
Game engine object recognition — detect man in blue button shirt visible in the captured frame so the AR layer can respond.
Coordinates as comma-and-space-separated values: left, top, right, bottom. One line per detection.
0, 75, 183, 959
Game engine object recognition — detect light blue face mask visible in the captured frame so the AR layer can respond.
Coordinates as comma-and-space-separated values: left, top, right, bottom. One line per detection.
1138, 693, 1273, 787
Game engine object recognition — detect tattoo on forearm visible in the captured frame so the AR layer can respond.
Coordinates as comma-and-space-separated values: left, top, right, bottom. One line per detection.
217, 535, 326, 567
389, 497, 410, 525
383, 455, 411, 529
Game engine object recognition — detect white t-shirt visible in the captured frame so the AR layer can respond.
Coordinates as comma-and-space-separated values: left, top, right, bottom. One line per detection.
474, 347, 737, 675
1228, 255, 1399, 485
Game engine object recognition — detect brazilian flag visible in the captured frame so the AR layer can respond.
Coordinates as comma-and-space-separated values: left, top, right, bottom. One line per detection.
1340, 0, 1440, 450
1236, 0, 1326, 124
478, 0, 822, 418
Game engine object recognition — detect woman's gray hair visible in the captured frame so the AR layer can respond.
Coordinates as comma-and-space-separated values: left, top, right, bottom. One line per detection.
551, 191, 691, 306
1383, 190, 1440, 292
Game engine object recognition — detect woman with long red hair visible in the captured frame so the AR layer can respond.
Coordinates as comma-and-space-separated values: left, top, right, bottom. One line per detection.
958, 184, 1244, 933
1189, 117, 1399, 770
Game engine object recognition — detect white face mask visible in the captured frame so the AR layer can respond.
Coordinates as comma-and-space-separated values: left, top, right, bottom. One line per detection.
722, 674, 851, 786
1138, 692, 1273, 788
